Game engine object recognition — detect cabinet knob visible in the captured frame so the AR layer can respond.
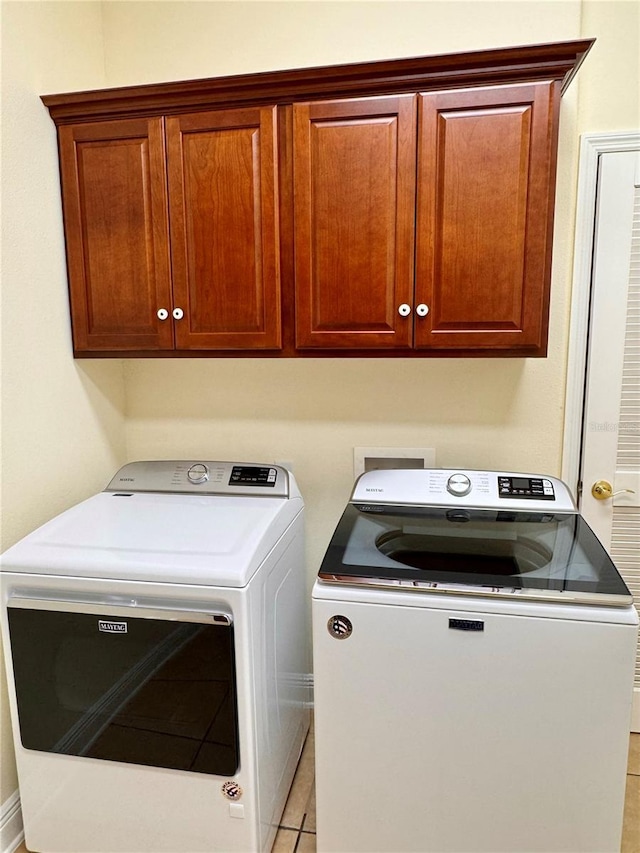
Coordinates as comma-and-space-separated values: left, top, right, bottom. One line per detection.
398, 303, 412, 317
157, 308, 169, 321
416, 303, 430, 317
172, 307, 184, 320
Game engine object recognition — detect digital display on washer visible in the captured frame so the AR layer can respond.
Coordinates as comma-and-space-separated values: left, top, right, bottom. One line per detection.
229, 466, 277, 486
318, 504, 632, 604
498, 476, 555, 499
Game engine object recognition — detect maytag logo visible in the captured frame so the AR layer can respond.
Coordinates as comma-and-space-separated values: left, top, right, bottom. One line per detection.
366, 488, 384, 492
98, 620, 128, 634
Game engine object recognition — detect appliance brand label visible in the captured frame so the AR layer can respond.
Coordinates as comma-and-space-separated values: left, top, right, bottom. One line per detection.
221, 781, 243, 801
328, 615, 353, 639
98, 620, 128, 634
449, 618, 484, 632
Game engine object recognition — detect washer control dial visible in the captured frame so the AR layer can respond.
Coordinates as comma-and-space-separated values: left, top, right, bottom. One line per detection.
447, 473, 472, 497
187, 463, 209, 484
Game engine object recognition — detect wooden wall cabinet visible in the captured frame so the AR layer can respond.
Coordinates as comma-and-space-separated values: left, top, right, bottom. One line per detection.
58, 118, 174, 352
166, 107, 281, 351
57, 107, 280, 353
293, 95, 417, 349
42, 40, 593, 357
417, 82, 559, 352
293, 82, 558, 353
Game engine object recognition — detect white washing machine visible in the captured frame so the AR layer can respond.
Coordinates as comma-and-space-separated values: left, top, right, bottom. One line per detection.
312, 468, 638, 853
1, 460, 310, 853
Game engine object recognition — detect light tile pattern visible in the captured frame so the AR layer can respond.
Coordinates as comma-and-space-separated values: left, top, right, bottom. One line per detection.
274, 723, 316, 851
14, 732, 639, 852
622, 732, 640, 853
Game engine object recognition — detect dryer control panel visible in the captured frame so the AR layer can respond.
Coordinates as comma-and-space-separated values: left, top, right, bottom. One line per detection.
351, 469, 576, 512
105, 460, 290, 497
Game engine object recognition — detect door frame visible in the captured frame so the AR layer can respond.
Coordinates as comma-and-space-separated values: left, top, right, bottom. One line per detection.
564, 133, 640, 733
562, 131, 640, 494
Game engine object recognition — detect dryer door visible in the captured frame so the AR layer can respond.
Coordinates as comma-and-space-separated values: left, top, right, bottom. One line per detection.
6, 598, 239, 776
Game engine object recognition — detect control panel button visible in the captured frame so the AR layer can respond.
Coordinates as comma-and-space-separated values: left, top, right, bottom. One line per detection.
187, 463, 209, 484
447, 473, 472, 497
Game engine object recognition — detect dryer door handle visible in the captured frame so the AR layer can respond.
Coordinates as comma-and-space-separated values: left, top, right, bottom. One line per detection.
8, 594, 233, 625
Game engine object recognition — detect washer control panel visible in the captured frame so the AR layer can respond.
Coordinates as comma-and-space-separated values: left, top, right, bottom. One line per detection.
498, 475, 555, 500
105, 460, 289, 497
351, 469, 575, 512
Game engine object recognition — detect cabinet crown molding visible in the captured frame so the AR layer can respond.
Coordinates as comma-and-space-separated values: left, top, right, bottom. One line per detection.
41, 39, 594, 124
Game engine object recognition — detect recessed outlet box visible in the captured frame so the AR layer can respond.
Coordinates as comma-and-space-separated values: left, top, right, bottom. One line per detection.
353, 447, 436, 479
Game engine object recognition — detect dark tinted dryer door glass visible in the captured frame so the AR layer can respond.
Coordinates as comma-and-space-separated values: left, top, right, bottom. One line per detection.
8, 607, 239, 776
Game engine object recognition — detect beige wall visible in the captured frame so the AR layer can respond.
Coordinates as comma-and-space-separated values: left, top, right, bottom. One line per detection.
0, 1, 127, 804
1, 0, 638, 813
101, 0, 581, 83
578, 0, 640, 132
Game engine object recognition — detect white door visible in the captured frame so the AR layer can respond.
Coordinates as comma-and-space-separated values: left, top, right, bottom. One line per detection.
566, 135, 640, 730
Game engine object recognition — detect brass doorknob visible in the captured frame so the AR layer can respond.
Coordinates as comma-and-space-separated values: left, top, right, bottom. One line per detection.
591, 480, 636, 500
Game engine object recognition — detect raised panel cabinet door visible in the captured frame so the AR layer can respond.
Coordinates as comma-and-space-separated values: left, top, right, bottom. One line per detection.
293, 95, 417, 349
166, 106, 281, 350
58, 118, 174, 353
415, 82, 560, 353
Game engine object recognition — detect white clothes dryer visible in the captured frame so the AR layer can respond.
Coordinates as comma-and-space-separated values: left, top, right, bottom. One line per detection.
1, 461, 310, 853
312, 468, 638, 853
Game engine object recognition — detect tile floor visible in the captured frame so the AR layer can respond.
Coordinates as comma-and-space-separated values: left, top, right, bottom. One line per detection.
623, 733, 640, 853
15, 732, 640, 853
273, 724, 316, 853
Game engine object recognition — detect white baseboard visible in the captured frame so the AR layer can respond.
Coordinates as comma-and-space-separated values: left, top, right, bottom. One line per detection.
0, 791, 23, 853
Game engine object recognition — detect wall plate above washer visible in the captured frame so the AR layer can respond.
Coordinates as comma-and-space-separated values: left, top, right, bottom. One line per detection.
353, 447, 436, 479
